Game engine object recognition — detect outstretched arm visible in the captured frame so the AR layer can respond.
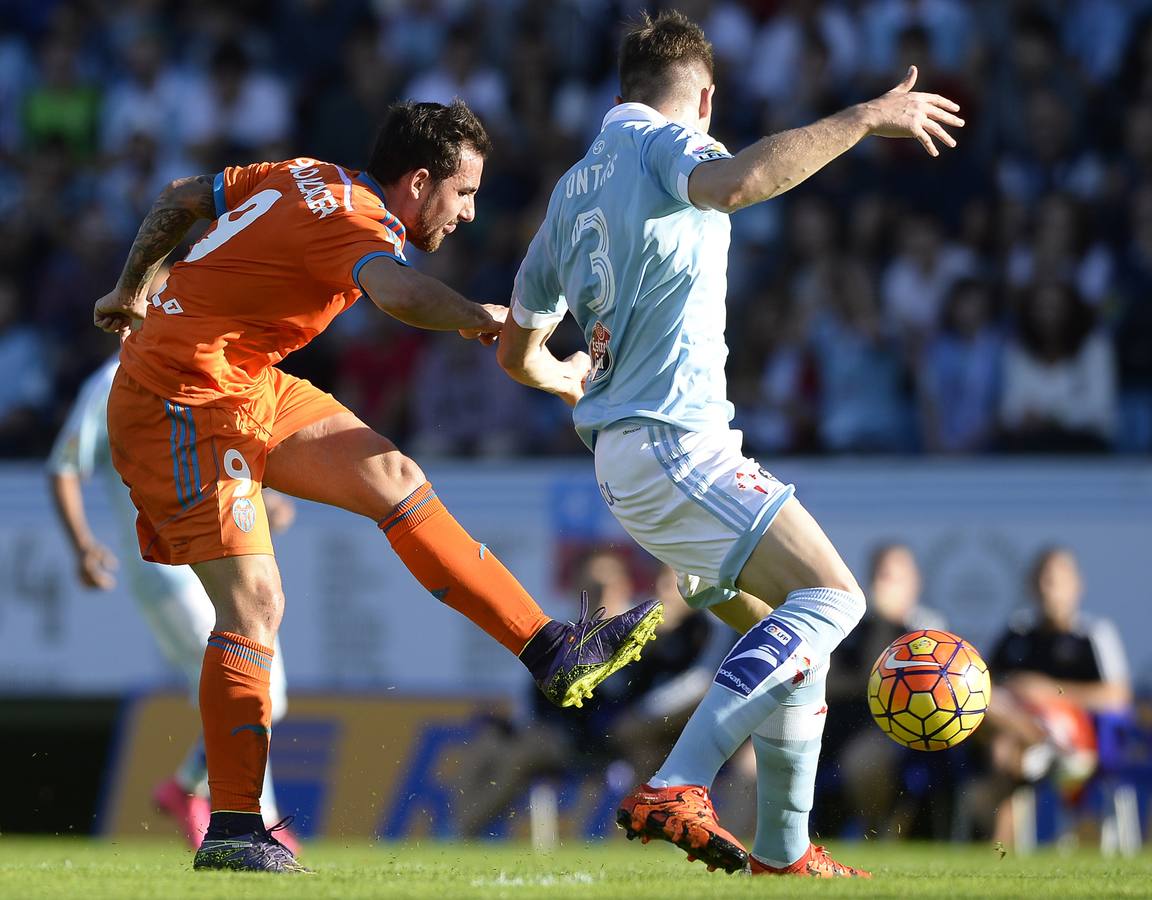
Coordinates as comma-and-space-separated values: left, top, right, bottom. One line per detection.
94, 175, 216, 335
49, 471, 118, 590
356, 255, 507, 339
496, 316, 590, 408
689, 66, 964, 213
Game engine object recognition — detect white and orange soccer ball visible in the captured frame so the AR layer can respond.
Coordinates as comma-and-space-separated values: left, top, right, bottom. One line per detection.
868, 629, 991, 751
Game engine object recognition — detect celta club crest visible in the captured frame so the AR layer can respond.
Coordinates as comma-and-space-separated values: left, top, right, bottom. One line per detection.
588, 320, 613, 383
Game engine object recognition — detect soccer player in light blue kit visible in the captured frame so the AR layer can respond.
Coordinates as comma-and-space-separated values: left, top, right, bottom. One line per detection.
497, 11, 963, 878
47, 349, 295, 851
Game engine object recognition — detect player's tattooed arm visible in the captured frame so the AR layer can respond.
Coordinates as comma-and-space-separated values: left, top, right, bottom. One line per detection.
689, 65, 964, 213
94, 174, 215, 335
119, 175, 215, 295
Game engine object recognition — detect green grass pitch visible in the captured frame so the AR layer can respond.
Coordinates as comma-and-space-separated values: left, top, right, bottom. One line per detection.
3, 838, 1151, 899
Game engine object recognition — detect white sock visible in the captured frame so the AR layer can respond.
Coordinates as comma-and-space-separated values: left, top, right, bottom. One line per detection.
652, 587, 862, 788
750, 663, 828, 867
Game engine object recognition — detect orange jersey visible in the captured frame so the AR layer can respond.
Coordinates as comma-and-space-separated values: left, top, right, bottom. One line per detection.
120, 158, 409, 405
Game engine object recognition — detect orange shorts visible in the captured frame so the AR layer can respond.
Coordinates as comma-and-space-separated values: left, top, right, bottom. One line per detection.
107, 366, 349, 565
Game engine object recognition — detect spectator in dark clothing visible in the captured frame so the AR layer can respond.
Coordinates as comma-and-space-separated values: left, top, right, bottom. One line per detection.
967, 546, 1132, 845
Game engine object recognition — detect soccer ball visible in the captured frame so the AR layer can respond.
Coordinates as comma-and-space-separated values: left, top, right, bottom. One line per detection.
867, 629, 991, 751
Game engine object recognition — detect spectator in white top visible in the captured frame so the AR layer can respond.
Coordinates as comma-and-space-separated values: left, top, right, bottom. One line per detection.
1006, 193, 1114, 306
180, 40, 291, 164
746, 0, 861, 110
880, 212, 976, 346
1000, 282, 1118, 452
862, 0, 974, 74
403, 24, 511, 136
99, 34, 187, 159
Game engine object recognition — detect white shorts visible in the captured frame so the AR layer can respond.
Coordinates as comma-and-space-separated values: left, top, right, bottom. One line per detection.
593, 421, 794, 602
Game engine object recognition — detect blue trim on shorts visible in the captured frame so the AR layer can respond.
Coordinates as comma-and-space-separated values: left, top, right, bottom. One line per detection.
716, 482, 796, 590
164, 401, 190, 509
662, 425, 756, 530
212, 172, 227, 217
163, 401, 205, 510
647, 425, 750, 532
178, 404, 203, 505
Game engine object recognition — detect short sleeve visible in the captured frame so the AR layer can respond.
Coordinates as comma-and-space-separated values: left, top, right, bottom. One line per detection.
1087, 617, 1131, 684
308, 212, 410, 293
214, 162, 279, 216
47, 362, 114, 477
511, 224, 567, 328
642, 124, 732, 206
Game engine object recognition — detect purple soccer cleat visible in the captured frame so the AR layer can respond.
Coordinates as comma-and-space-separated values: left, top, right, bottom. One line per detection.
530, 592, 664, 708
193, 817, 311, 874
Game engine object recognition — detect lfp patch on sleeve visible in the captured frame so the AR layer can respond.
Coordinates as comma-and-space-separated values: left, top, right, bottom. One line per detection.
714, 618, 802, 697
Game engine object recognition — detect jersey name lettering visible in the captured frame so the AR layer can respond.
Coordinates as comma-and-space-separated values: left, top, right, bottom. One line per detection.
289, 158, 340, 218
564, 154, 617, 198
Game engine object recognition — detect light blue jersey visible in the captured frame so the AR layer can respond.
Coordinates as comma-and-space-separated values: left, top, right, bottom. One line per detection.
511, 103, 735, 448
48, 355, 199, 601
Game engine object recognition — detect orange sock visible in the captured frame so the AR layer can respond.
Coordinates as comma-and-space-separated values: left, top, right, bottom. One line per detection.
381, 483, 551, 654
200, 631, 273, 813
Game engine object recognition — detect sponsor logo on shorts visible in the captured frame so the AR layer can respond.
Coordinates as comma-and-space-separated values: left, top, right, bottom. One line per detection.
232, 497, 257, 533
735, 465, 774, 495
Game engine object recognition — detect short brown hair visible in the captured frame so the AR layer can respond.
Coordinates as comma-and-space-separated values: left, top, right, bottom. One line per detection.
368, 99, 491, 184
619, 10, 714, 105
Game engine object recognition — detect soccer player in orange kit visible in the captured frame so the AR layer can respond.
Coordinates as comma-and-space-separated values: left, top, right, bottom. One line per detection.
93, 100, 662, 873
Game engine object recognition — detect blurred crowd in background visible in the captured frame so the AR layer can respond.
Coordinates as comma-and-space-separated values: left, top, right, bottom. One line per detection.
4, 0, 1152, 458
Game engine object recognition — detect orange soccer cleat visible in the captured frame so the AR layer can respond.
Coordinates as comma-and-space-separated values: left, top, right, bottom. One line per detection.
616, 783, 748, 874
750, 844, 871, 878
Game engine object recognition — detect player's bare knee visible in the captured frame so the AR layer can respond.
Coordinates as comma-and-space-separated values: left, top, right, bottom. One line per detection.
224, 578, 284, 644
375, 450, 426, 503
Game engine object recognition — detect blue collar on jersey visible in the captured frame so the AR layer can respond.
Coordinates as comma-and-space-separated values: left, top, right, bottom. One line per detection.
601, 102, 667, 130
356, 172, 389, 207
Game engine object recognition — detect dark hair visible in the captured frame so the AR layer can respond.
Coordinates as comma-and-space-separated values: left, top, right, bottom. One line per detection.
1014, 280, 1096, 360
939, 277, 993, 335
367, 100, 491, 185
619, 10, 714, 106
868, 542, 912, 583
1028, 544, 1072, 595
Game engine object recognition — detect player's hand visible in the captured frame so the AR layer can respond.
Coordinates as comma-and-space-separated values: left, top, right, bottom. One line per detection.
78, 542, 118, 590
459, 303, 508, 346
558, 350, 591, 407
94, 288, 147, 336
1005, 672, 1061, 703
860, 66, 964, 157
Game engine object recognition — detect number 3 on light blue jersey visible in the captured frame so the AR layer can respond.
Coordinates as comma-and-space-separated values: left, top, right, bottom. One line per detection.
572, 207, 615, 315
